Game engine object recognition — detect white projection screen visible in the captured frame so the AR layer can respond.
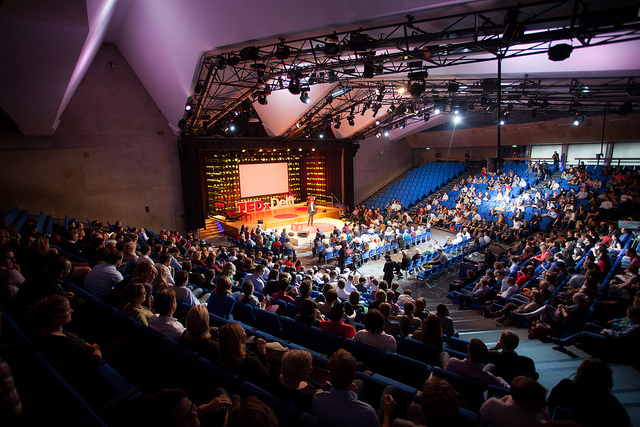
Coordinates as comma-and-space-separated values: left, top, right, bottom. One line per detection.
239, 162, 289, 198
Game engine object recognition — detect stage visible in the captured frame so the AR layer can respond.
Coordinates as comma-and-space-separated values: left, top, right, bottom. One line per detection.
204, 203, 344, 246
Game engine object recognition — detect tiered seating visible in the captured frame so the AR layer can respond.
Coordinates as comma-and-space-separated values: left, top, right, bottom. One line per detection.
369, 162, 467, 210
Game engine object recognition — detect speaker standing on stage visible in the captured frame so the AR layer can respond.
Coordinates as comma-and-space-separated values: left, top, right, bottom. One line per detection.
307, 196, 316, 226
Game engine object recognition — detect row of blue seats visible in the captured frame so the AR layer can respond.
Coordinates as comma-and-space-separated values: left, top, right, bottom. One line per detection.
2, 206, 31, 234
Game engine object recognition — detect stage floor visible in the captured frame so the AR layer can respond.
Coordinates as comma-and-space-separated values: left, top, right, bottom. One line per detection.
209, 203, 344, 245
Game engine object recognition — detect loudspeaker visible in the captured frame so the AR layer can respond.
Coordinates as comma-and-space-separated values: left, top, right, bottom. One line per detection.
298, 232, 309, 238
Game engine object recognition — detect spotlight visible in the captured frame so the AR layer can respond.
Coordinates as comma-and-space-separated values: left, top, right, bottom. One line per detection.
375, 119, 381, 126
257, 92, 268, 105
423, 112, 430, 122
275, 45, 291, 60
548, 43, 573, 62
433, 105, 442, 115
388, 104, 396, 113
502, 9, 526, 44
226, 56, 240, 66
324, 43, 340, 57
334, 120, 341, 129
399, 121, 406, 129
448, 81, 459, 93
453, 115, 462, 124
372, 104, 381, 117
185, 104, 192, 111
384, 129, 390, 137
288, 78, 301, 95
376, 132, 382, 138
409, 80, 425, 97
194, 81, 205, 94
361, 102, 370, 116
348, 115, 355, 126
300, 91, 310, 104
239, 46, 259, 61
573, 114, 585, 126
215, 56, 226, 69
319, 133, 324, 138
229, 124, 235, 131
499, 119, 506, 126
398, 86, 406, 96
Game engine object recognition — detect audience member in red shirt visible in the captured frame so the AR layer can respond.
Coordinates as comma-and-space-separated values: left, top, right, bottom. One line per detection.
318, 302, 356, 339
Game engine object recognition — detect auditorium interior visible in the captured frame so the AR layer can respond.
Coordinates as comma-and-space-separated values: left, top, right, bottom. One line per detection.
1, 0, 640, 426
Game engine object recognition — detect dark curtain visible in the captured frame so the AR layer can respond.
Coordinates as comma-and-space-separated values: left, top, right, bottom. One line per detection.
178, 141, 205, 232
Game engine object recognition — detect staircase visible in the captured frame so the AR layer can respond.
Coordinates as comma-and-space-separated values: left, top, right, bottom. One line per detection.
438, 166, 483, 194
198, 218, 227, 244
525, 170, 563, 194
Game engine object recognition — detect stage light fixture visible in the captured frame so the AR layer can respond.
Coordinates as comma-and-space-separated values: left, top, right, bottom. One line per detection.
334, 120, 341, 129
288, 78, 301, 95
409, 80, 425, 97
375, 119, 381, 126
215, 56, 226, 69
226, 56, 240, 66
399, 121, 406, 129
388, 104, 396, 113
423, 112, 430, 122
324, 43, 340, 57
257, 93, 268, 105
239, 46, 259, 61
348, 115, 355, 126
372, 104, 381, 117
185, 104, 192, 111
548, 43, 573, 61
398, 86, 406, 96
376, 132, 382, 138
448, 81, 459, 93
319, 133, 324, 138
383, 129, 390, 137
433, 105, 442, 115
275, 45, 291, 60
194, 81, 205, 94
573, 114, 585, 126
453, 115, 462, 124
502, 9, 526, 44
300, 91, 311, 104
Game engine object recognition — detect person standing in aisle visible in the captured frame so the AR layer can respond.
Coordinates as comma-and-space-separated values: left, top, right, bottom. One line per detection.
307, 196, 316, 226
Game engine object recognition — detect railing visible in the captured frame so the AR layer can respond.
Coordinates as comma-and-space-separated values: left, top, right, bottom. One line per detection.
573, 157, 640, 167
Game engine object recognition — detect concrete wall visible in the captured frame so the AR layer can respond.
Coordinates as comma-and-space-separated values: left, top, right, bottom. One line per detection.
353, 135, 413, 203
0, 43, 185, 233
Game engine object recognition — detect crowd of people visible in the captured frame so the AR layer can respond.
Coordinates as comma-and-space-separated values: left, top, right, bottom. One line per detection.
1, 161, 638, 426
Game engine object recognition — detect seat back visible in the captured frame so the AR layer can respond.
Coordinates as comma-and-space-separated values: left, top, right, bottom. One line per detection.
400, 338, 441, 366
253, 307, 283, 336
432, 367, 486, 412
280, 316, 310, 347
231, 300, 255, 324
384, 352, 433, 390
308, 326, 344, 357
343, 339, 385, 372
